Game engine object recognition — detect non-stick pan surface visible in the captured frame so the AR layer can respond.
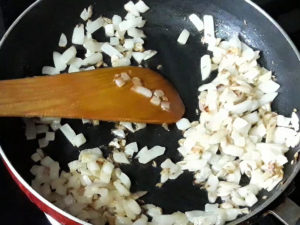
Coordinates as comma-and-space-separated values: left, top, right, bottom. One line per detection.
0, 0, 299, 224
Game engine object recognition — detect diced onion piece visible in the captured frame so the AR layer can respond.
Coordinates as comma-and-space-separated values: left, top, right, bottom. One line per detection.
61, 46, 77, 64
72, 133, 87, 147
104, 24, 115, 37
150, 96, 161, 106
31, 152, 42, 162
58, 33, 67, 47
201, 54, 212, 80
112, 15, 122, 28
124, 39, 135, 50
115, 78, 126, 87
128, 28, 146, 38
143, 50, 157, 60
131, 86, 152, 98
132, 52, 145, 64
110, 37, 120, 46
203, 15, 215, 44
72, 24, 85, 45
53, 51, 67, 71
86, 17, 104, 34
125, 142, 139, 157
161, 101, 170, 111
80, 6, 93, 21
177, 29, 190, 45
136, 146, 166, 164
38, 138, 49, 148
101, 43, 123, 58
112, 129, 126, 138
42, 66, 59, 75
121, 72, 131, 81
291, 112, 299, 131
45, 132, 55, 141
154, 89, 165, 97
189, 14, 204, 32
258, 80, 280, 93
135, 0, 150, 13
59, 123, 76, 143
82, 52, 103, 66
124, 1, 140, 16
176, 118, 191, 131
113, 151, 130, 164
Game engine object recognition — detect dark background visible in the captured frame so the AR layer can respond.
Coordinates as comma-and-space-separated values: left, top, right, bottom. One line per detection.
0, 0, 299, 224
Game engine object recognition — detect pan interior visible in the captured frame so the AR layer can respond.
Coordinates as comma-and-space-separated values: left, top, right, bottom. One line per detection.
0, 0, 299, 221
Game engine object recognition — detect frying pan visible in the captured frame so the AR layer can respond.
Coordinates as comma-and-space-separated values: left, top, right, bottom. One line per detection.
0, 0, 299, 224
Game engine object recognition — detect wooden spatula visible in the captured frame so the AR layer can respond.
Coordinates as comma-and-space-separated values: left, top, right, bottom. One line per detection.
0, 66, 185, 124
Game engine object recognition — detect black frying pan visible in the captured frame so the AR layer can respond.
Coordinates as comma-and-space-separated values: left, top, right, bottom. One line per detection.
0, 0, 299, 224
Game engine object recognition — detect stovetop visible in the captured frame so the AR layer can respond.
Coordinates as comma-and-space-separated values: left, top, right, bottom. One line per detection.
0, 0, 299, 225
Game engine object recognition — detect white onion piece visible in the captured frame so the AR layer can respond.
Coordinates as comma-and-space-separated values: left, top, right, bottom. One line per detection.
201, 54, 212, 80
45, 132, 55, 141
72, 133, 86, 147
124, 1, 140, 16
68, 65, 80, 73
53, 51, 67, 71
143, 50, 157, 60
101, 43, 123, 58
83, 38, 102, 53
176, 118, 191, 131
104, 24, 114, 37
177, 29, 190, 45
113, 151, 130, 164
125, 142, 139, 157
132, 52, 145, 64
112, 15, 122, 28
110, 37, 120, 46
42, 66, 59, 75
291, 112, 299, 131
128, 28, 146, 38
258, 80, 280, 93
59, 123, 76, 143
150, 96, 161, 106
112, 129, 126, 138
136, 146, 166, 164
72, 24, 85, 45
86, 17, 104, 34
58, 33, 67, 47
124, 39, 135, 50
80, 6, 92, 21
61, 46, 77, 64
189, 14, 204, 32
82, 52, 103, 66
135, 0, 150, 13
131, 86, 152, 98
203, 15, 215, 44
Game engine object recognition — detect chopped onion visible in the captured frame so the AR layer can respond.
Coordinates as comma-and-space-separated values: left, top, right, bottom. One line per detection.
135, 1, 150, 13
189, 14, 204, 32
176, 118, 191, 131
113, 151, 130, 164
86, 17, 104, 34
58, 33, 67, 47
61, 46, 77, 64
177, 29, 190, 45
72, 24, 85, 45
80, 6, 93, 21
201, 54, 212, 80
131, 86, 152, 98
42, 66, 59, 75
136, 146, 166, 164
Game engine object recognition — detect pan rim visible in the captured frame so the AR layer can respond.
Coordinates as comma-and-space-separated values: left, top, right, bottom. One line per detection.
0, 0, 299, 225
0, 2, 90, 224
